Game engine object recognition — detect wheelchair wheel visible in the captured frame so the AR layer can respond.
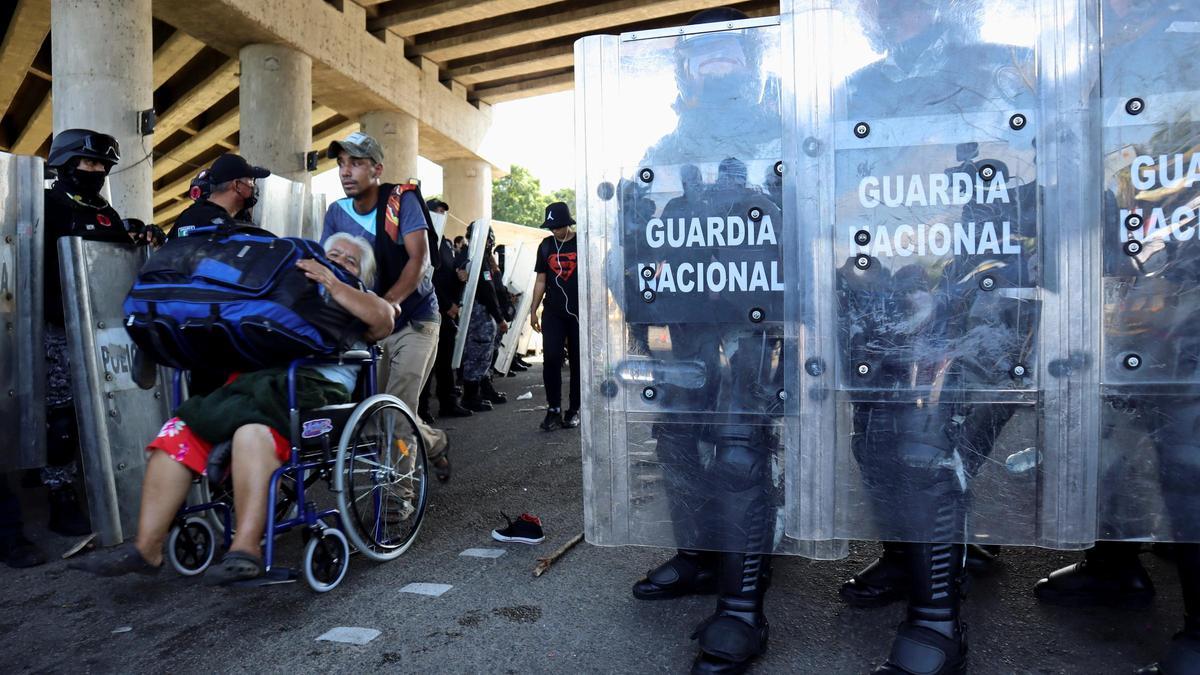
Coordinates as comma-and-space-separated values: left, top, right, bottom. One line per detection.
302, 527, 350, 593
167, 517, 217, 576
334, 394, 429, 562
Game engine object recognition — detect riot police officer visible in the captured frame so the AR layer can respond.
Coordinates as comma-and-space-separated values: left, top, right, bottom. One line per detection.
41, 129, 143, 536
619, 8, 785, 673
169, 153, 270, 239
1035, 2, 1200, 672
824, 2, 1038, 671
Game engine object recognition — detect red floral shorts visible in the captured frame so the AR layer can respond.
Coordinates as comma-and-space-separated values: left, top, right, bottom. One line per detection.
146, 417, 291, 476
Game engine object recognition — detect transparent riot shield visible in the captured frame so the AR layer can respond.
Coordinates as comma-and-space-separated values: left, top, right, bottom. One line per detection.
1096, 1, 1200, 542
494, 242, 536, 375
305, 191, 327, 242
451, 219, 492, 368
60, 238, 171, 546
577, 17, 832, 558
252, 175, 309, 238
0, 153, 45, 470
783, 0, 1099, 548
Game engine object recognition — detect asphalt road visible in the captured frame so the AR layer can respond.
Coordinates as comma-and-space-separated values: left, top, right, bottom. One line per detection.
3, 364, 1187, 674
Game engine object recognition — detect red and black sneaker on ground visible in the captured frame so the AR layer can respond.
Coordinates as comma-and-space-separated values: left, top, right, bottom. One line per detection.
491, 512, 545, 545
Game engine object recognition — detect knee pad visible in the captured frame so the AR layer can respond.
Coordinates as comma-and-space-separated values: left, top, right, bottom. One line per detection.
710, 441, 772, 494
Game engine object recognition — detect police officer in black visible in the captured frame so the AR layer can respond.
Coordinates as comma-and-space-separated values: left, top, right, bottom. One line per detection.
168, 153, 270, 239
42, 129, 147, 536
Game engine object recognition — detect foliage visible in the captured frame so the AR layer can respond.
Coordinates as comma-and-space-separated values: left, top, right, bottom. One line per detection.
491, 165, 576, 228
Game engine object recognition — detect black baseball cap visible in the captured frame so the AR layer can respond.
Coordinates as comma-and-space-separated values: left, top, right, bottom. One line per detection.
209, 153, 271, 184
541, 201, 575, 229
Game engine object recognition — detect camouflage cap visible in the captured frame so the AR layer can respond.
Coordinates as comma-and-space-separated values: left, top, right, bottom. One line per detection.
327, 131, 385, 164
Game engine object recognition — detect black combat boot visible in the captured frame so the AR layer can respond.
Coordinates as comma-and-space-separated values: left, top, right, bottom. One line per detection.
633, 549, 718, 600
1138, 543, 1200, 674
692, 552, 771, 674
461, 381, 493, 412
842, 544, 996, 608
1034, 540, 1154, 608
480, 376, 508, 404
875, 542, 968, 675
48, 484, 91, 537
841, 542, 909, 607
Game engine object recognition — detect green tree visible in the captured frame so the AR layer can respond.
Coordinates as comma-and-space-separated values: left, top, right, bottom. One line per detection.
492, 165, 545, 226
549, 187, 576, 213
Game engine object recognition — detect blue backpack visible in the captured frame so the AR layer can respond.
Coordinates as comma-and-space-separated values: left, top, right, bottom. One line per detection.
124, 232, 366, 372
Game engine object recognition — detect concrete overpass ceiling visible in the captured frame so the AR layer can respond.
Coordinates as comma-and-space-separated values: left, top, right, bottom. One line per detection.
0, 0, 778, 223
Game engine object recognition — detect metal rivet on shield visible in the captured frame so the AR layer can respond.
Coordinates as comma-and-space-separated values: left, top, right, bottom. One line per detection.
642, 386, 657, 401
639, 168, 654, 183
596, 182, 615, 201
774, 160, 785, 176
1125, 97, 1145, 115
117, 462, 126, 471
640, 267, 654, 280
1125, 213, 1143, 231
853, 122, 870, 139
109, 410, 118, 418
980, 275, 996, 291
642, 289, 655, 303
748, 307, 765, 323
1009, 114, 1027, 130
777, 389, 788, 401
979, 164, 997, 182
97, 321, 106, 329
803, 138, 822, 157
748, 207, 763, 222
1123, 240, 1143, 257
1123, 353, 1142, 370
855, 362, 871, 377
854, 230, 871, 246
1011, 364, 1027, 378
855, 254, 871, 270
805, 358, 825, 377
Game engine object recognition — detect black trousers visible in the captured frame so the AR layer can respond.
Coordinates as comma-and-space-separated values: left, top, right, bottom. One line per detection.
542, 311, 580, 412
0, 475, 23, 541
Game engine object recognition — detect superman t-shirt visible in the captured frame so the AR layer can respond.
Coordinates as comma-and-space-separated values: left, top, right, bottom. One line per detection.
535, 234, 579, 318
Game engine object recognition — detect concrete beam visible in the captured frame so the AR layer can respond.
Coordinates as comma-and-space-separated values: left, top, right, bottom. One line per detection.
11, 93, 50, 154
155, 59, 239, 140
152, 0, 498, 169
448, 44, 573, 87
412, 0, 742, 62
152, 107, 239, 180
369, 0, 561, 36
153, 30, 206, 90
472, 71, 573, 104
0, 0, 51, 122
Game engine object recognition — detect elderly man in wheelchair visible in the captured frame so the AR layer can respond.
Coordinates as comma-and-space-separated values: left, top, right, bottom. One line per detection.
72, 233, 426, 590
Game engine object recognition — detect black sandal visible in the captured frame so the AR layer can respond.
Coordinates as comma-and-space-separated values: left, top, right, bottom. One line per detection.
203, 551, 263, 586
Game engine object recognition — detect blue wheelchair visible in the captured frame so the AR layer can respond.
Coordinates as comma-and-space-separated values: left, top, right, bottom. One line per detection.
161, 349, 429, 592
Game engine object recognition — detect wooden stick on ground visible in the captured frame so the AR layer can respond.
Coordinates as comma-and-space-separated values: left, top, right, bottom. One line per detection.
533, 532, 584, 577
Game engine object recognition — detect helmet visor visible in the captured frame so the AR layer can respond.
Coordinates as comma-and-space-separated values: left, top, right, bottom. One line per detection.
679, 33, 749, 81
82, 132, 121, 163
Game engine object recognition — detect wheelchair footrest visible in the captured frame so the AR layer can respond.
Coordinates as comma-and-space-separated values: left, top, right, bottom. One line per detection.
229, 567, 297, 587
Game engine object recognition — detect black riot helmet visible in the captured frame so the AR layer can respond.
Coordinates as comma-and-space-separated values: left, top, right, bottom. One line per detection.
47, 129, 121, 172
675, 7, 762, 108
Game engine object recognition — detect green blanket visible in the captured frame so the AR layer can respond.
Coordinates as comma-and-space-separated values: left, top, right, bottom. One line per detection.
176, 367, 350, 443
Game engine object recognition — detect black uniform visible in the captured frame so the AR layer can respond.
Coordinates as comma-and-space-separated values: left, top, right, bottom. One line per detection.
42, 181, 134, 490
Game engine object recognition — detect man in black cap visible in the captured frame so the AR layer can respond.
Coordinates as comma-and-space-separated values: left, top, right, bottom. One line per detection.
169, 153, 270, 239
529, 201, 580, 431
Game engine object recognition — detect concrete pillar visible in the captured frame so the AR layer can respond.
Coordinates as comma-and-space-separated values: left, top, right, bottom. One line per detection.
239, 44, 312, 185
51, 0, 154, 222
360, 110, 418, 184
440, 158, 492, 227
